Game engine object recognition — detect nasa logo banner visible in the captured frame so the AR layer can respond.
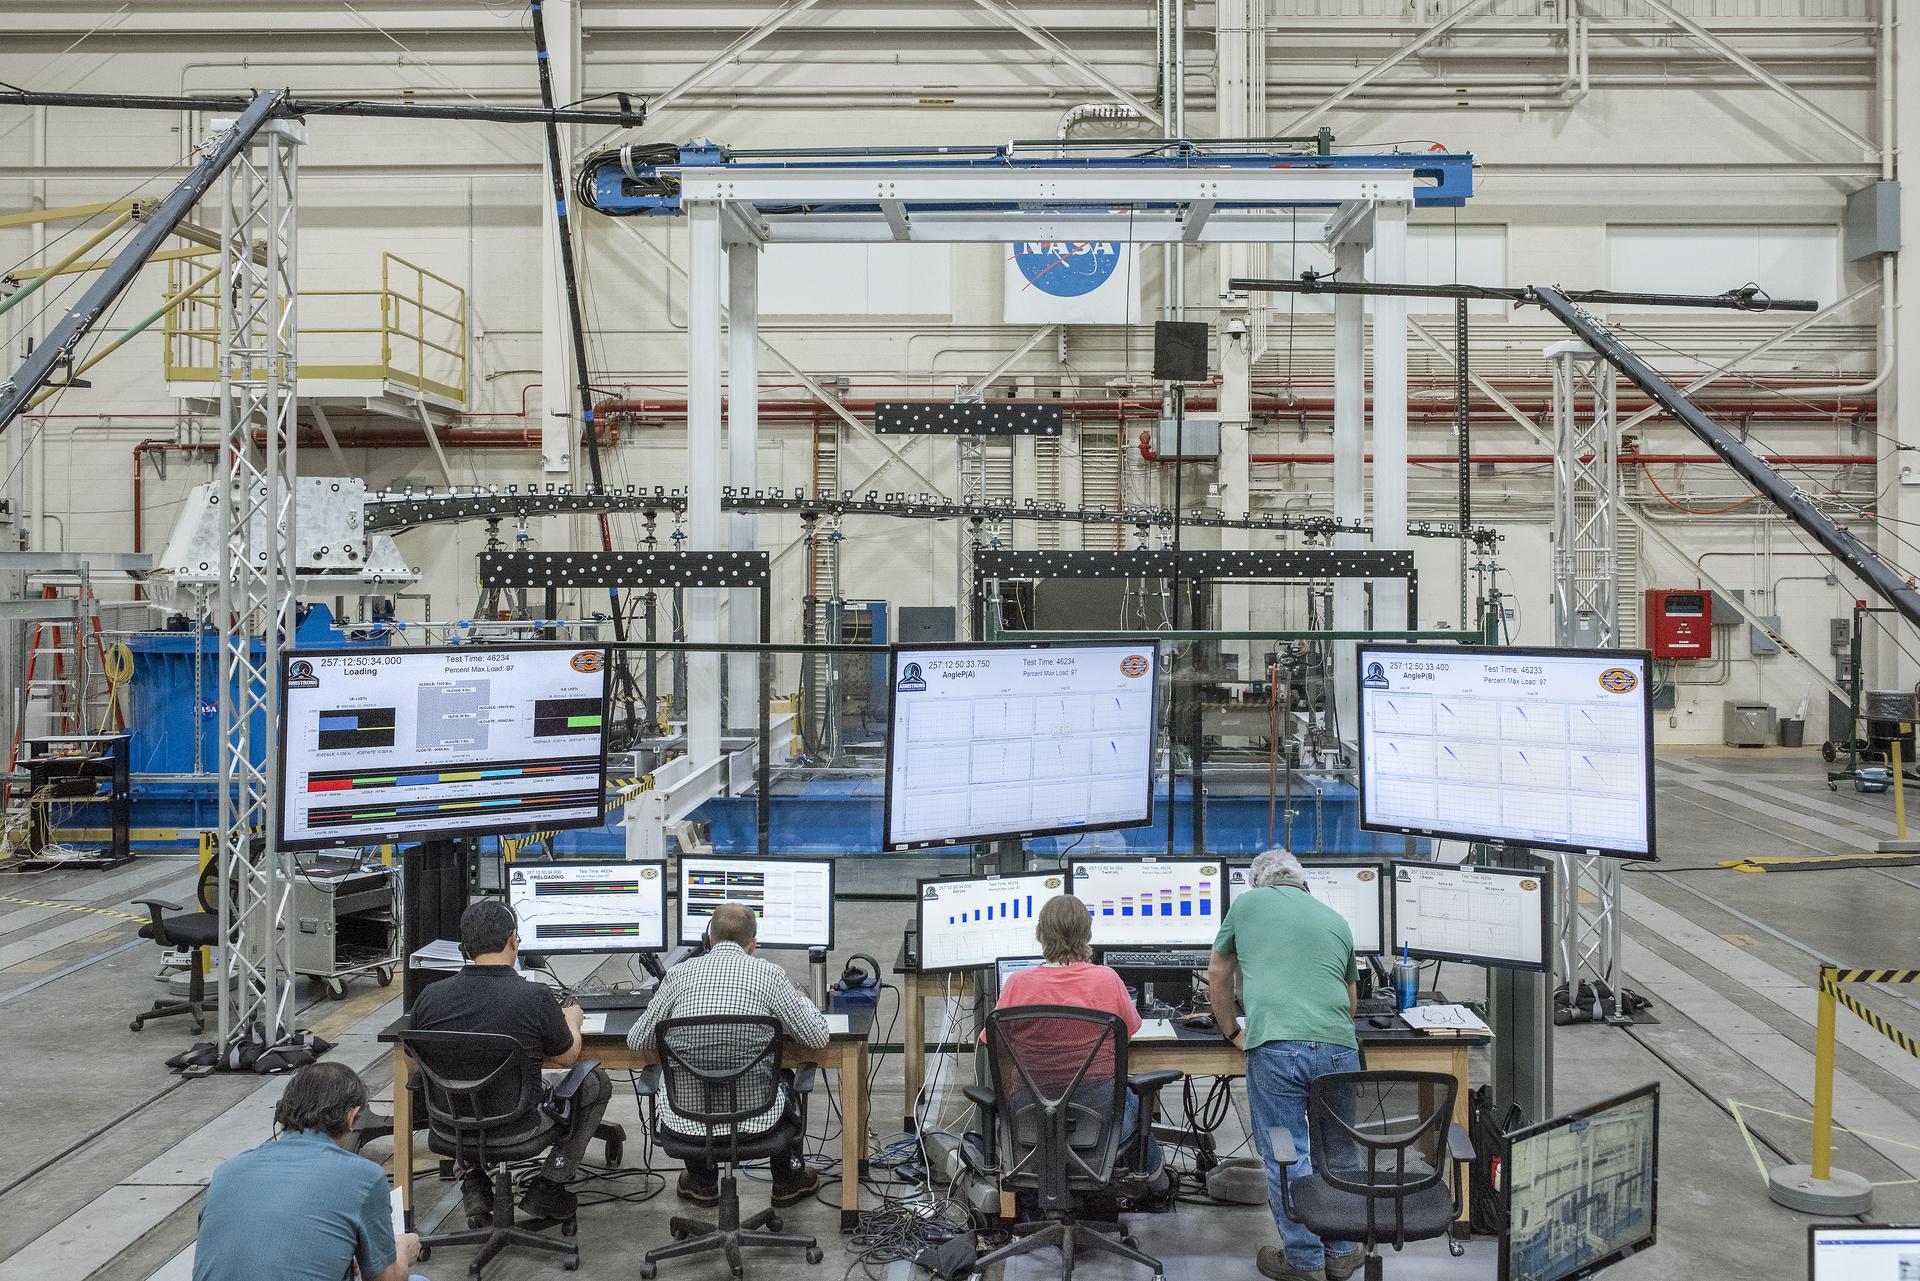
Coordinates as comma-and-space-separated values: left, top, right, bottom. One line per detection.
1002, 240, 1141, 324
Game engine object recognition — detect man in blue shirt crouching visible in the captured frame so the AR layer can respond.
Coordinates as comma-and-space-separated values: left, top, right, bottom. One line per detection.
194, 1061, 423, 1281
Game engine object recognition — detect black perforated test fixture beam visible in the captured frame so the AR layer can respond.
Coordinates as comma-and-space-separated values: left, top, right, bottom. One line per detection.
478, 551, 770, 590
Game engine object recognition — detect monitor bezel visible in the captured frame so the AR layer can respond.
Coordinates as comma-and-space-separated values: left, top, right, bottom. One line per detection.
912, 870, 1067, 975
274, 643, 612, 853
1389, 860, 1554, 972
1500, 1081, 1660, 1281
676, 854, 838, 951
1807, 1223, 1920, 1281
881, 639, 1161, 852
1355, 642, 1658, 862
1225, 858, 1388, 956
1067, 856, 1228, 949
506, 859, 668, 954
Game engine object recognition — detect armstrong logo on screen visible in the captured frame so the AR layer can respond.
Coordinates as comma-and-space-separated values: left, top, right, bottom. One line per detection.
1598, 667, 1638, 694
286, 659, 319, 689
1361, 661, 1390, 690
896, 661, 927, 693
1011, 241, 1122, 298
923, 885, 940, 900
509, 869, 526, 885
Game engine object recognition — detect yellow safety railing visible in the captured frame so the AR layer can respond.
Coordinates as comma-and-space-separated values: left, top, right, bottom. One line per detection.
163, 252, 467, 404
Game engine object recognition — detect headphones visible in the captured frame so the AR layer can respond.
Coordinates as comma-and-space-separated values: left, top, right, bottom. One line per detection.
832, 953, 882, 994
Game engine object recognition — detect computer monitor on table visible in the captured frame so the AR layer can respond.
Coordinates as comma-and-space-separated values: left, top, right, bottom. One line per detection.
993, 956, 1045, 997
1225, 861, 1386, 956
1503, 1083, 1658, 1281
276, 644, 610, 851
1391, 860, 1551, 971
914, 871, 1068, 975
1809, 1225, 1920, 1280
677, 856, 835, 950
1069, 859, 1224, 947
507, 861, 667, 954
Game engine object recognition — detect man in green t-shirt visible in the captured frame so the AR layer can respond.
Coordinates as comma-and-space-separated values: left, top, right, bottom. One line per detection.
1209, 847, 1365, 1281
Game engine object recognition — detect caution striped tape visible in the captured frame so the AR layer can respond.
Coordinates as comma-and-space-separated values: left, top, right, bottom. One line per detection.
0, 893, 146, 923
501, 775, 652, 860
1829, 968, 1920, 985
1823, 972, 1920, 1061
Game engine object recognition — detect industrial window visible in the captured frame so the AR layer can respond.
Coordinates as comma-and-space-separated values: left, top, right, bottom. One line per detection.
1606, 224, 1839, 312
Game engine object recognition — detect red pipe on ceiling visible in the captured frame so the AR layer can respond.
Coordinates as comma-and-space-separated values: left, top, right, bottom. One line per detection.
1134, 432, 1875, 467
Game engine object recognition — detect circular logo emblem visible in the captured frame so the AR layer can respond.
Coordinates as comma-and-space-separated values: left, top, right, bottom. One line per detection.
1120, 654, 1150, 679
1519, 879, 1539, 892
639, 867, 658, 880
1200, 864, 1217, 876
1012, 241, 1122, 299
1357, 870, 1377, 883
1044, 877, 1062, 889
1598, 667, 1637, 694
570, 650, 605, 674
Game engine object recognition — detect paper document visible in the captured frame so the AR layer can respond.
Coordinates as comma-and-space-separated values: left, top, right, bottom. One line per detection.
1135, 1019, 1176, 1041
1398, 1004, 1489, 1033
390, 1186, 406, 1234
824, 1013, 850, 1034
578, 1012, 609, 1036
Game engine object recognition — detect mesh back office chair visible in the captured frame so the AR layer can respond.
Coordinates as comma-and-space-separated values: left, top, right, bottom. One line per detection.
1270, 1070, 1475, 1281
639, 1015, 824, 1280
964, 1006, 1179, 1281
401, 1030, 600, 1278
129, 854, 225, 1033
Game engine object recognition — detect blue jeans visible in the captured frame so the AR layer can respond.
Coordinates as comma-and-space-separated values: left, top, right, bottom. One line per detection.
1246, 1039, 1365, 1271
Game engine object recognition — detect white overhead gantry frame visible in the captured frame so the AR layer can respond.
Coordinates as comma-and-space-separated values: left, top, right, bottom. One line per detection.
668, 161, 1417, 769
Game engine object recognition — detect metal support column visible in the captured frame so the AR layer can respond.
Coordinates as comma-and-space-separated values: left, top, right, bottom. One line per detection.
727, 239, 761, 731
685, 200, 724, 766
215, 115, 303, 1049
1329, 233, 1367, 746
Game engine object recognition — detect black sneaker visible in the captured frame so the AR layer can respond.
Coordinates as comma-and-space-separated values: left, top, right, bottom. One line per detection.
460, 1170, 494, 1228
677, 1172, 721, 1206
518, 1176, 578, 1223
771, 1168, 820, 1206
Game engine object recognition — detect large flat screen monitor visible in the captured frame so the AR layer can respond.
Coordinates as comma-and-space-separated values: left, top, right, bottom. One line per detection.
914, 871, 1069, 974
1069, 859, 1224, 947
1391, 861, 1550, 970
677, 856, 835, 950
1503, 1083, 1659, 1281
1356, 643, 1655, 860
1226, 861, 1386, 956
507, 861, 666, 954
1809, 1225, 1920, 1280
883, 640, 1159, 851
276, 645, 610, 851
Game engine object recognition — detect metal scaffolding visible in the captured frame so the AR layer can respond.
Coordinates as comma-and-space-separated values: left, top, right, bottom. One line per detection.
1547, 339, 1626, 1018
214, 116, 304, 1047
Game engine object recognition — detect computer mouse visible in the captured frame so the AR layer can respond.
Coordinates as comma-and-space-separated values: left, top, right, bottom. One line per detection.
1181, 1012, 1216, 1031
1368, 1015, 1393, 1029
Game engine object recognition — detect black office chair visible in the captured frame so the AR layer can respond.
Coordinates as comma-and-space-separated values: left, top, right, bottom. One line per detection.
639, 1015, 825, 1280
964, 1005, 1180, 1281
401, 1029, 598, 1278
1269, 1069, 1475, 1281
129, 855, 224, 1033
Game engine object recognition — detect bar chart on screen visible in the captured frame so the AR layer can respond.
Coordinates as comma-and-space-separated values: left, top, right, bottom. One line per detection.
917, 872, 1068, 972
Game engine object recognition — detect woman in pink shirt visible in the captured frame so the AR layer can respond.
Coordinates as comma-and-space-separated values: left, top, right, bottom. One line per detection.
992, 894, 1165, 1178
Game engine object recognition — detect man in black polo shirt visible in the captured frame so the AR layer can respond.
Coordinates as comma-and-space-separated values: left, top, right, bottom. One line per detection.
407, 899, 614, 1223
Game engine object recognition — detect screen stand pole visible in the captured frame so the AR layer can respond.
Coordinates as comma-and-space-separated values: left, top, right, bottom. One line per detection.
402, 838, 470, 1010
1488, 843, 1552, 1120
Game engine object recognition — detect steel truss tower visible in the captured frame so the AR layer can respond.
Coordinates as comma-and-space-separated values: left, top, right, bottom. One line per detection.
215, 117, 303, 1048
1547, 340, 1625, 1010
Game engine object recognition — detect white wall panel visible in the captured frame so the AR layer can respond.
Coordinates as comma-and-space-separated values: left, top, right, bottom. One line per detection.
1606, 224, 1840, 312
756, 243, 951, 316
1268, 224, 1507, 315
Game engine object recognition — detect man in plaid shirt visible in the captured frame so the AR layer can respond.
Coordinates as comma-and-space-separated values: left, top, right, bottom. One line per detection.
629, 903, 831, 1206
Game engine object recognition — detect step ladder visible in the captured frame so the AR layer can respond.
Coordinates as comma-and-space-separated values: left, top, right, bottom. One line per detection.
8, 581, 121, 773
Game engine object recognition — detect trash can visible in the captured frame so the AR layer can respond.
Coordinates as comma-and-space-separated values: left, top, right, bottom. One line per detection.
1778, 718, 1805, 748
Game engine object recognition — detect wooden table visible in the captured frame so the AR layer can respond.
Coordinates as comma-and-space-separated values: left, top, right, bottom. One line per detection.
893, 947, 1484, 1227
382, 1010, 873, 1232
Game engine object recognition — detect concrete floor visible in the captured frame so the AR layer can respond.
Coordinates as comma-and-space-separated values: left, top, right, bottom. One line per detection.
3, 748, 1919, 1280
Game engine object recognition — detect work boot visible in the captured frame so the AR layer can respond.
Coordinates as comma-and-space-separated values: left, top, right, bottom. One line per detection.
1325, 1247, 1371, 1281
518, 1175, 577, 1222
1256, 1246, 1327, 1281
460, 1170, 494, 1228
676, 1172, 720, 1206
772, 1167, 820, 1206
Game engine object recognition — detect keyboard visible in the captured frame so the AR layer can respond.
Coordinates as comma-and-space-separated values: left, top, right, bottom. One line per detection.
573, 993, 651, 1012
1102, 949, 1211, 970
